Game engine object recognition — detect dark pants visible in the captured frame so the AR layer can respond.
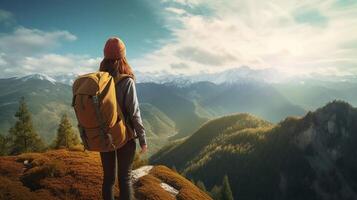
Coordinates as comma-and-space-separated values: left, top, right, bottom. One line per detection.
100, 139, 136, 200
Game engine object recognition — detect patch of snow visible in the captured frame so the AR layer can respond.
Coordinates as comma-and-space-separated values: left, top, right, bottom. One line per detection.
160, 182, 179, 197
131, 165, 180, 198
18, 73, 57, 85
23, 160, 32, 169
131, 165, 153, 182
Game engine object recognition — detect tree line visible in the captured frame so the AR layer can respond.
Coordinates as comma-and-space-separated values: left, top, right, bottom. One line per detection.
0, 97, 80, 156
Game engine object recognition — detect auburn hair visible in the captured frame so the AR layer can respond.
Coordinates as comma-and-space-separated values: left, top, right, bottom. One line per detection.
99, 57, 135, 79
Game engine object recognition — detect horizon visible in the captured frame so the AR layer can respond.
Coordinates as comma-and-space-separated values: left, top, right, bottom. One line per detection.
0, 0, 356, 79
4, 65, 357, 85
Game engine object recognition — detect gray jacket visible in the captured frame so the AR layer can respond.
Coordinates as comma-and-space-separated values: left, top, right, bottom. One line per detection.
115, 77, 147, 146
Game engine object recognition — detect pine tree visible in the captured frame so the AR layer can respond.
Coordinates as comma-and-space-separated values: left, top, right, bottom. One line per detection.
53, 113, 79, 149
8, 97, 45, 154
0, 134, 10, 156
221, 175, 234, 200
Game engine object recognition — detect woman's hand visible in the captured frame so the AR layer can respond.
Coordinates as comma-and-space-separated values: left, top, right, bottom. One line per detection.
140, 144, 148, 154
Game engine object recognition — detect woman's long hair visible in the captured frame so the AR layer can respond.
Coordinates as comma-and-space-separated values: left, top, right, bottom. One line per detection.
99, 57, 135, 79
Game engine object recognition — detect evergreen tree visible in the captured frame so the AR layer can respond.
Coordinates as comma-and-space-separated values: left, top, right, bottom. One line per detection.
196, 180, 207, 192
0, 134, 10, 156
221, 175, 234, 200
53, 113, 79, 149
8, 97, 45, 154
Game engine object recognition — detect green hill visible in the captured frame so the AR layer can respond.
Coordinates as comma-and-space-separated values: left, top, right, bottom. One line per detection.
140, 103, 177, 154
150, 113, 273, 170
151, 101, 357, 200
140, 103, 176, 137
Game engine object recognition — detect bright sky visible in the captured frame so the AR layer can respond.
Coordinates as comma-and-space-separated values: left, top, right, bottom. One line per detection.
0, 0, 356, 78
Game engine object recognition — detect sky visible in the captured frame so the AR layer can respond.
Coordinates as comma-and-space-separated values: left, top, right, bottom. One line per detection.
0, 0, 356, 78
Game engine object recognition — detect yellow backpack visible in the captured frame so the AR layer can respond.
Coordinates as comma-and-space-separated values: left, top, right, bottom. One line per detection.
72, 72, 132, 152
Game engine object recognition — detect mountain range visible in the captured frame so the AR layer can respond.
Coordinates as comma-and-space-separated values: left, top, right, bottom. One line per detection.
151, 101, 357, 200
1, 69, 356, 155
0, 74, 301, 142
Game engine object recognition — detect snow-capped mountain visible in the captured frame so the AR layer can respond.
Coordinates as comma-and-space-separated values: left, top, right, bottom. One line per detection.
135, 66, 285, 85
16, 73, 57, 85
12, 73, 79, 85
11, 66, 357, 86
190, 66, 285, 84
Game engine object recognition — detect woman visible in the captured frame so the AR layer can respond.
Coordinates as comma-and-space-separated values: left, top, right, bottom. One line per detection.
99, 37, 148, 200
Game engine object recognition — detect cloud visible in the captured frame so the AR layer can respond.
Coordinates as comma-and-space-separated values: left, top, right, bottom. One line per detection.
161, 0, 202, 7
165, 7, 187, 15
0, 26, 96, 78
2, 1, 357, 78
170, 62, 190, 69
0, 53, 101, 78
175, 46, 236, 66
0, 27, 77, 56
134, 0, 357, 77
0, 10, 95, 78
21, 54, 101, 75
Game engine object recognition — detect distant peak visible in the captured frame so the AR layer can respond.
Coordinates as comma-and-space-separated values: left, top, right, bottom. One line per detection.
316, 100, 353, 115
17, 73, 57, 84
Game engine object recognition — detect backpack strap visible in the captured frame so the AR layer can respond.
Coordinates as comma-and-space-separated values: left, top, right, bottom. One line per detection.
71, 95, 89, 150
92, 95, 115, 149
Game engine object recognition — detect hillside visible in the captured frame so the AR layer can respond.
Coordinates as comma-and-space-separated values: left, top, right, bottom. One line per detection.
140, 103, 176, 137
0, 75, 75, 142
0, 149, 211, 200
151, 113, 273, 170
140, 103, 177, 153
151, 101, 357, 200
